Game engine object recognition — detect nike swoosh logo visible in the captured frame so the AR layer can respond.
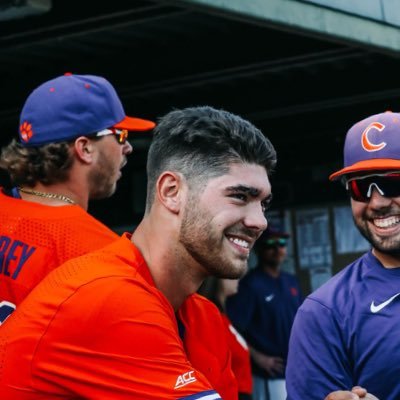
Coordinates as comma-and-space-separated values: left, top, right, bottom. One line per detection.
370, 292, 400, 313
265, 294, 274, 302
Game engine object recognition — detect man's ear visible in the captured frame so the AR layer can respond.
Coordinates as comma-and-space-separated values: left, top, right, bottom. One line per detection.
156, 171, 184, 214
73, 136, 96, 164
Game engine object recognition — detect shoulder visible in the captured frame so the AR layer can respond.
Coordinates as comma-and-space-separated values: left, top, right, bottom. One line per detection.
180, 294, 228, 339
184, 293, 222, 321
30, 237, 158, 310
0, 195, 117, 247
306, 253, 370, 312
11, 238, 174, 333
281, 271, 300, 284
57, 236, 150, 284
49, 206, 118, 240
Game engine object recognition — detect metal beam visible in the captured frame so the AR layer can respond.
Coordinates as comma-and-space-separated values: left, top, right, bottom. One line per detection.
169, 0, 400, 54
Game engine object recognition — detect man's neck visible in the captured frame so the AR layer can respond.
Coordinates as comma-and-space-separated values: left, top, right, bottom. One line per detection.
262, 263, 281, 278
372, 248, 400, 269
18, 182, 88, 210
131, 218, 205, 311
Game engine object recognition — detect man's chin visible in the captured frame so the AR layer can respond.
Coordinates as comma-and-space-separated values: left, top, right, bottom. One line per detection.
373, 242, 400, 255
90, 186, 117, 200
219, 262, 247, 279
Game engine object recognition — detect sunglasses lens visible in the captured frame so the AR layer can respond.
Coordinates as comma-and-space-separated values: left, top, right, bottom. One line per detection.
116, 129, 128, 144
278, 238, 287, 246
348, 180, 367, 202
94, 128, 129, 144
265, 238, 287, 247
348, 174, 400, 202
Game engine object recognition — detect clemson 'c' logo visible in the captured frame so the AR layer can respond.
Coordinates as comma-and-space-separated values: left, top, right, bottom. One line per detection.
361, 122, 386, 152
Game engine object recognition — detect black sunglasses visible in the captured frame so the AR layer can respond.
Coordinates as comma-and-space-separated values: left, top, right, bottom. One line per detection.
346, 173, 400, 202
263, 238, 288, 248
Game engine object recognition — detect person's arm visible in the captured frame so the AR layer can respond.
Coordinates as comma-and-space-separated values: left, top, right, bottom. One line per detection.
286, 298, 353, 400
324, 386, 379, 400
250, 346, 284, 377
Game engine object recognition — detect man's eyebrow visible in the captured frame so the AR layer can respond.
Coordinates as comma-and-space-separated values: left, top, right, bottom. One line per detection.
225, 185, 261, 197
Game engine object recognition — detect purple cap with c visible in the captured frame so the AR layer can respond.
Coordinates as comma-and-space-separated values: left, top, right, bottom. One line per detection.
330, 111, 400, 180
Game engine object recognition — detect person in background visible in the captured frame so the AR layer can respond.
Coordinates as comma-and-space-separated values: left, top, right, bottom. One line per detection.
0, 73, 155, 322
285, 112, 400, 399
0, 105, 276, 399
227, 225, 302, 400
200, 276, 253, 399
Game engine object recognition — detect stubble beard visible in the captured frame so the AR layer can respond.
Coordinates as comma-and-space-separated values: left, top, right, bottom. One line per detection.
179, 197, 247, 279
88, 150, 119, 199
354, 214, 400, 256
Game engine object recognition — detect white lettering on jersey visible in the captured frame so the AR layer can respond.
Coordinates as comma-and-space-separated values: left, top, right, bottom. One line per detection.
175, 370, 197, 389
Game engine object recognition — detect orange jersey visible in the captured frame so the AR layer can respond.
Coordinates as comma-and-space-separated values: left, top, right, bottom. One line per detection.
221, 313, 252, 395
0, 189, 118, 317
0, 234, 234, 399
180, 295, 238, 400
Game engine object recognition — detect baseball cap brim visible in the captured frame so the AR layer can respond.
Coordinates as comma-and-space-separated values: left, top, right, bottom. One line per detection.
267, 231, 290, 239
113, 115, 155, 132
329, 159, 400, 181
261, 227, 290, 239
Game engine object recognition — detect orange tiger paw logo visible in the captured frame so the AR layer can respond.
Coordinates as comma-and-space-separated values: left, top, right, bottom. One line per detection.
19, 121, 33, 142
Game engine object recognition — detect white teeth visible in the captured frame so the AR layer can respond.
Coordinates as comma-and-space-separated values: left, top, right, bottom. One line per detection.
373, 216, 400, 228
229, 237, 249, 248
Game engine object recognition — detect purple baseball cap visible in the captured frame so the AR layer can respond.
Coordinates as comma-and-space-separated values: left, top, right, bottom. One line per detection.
18, 73, 155, 147
330, 111, 400, 180
260, 226, 290, 240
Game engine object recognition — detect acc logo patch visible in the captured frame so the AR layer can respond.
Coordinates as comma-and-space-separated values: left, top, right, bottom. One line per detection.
19, 121, 33, 142
361, 122, 386, 152
174, 370, 196, 389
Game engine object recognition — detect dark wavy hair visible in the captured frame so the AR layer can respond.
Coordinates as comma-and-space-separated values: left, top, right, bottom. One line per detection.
0, 139, 74, 186
145, 106, 277, 212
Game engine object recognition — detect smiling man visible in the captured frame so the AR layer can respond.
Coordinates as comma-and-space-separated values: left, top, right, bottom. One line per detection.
0, 106, 276, 399
286, 111, 400, 400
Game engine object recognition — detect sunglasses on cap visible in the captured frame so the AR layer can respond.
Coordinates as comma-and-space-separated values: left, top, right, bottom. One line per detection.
346, 172, 400, 203
94, 128, 129, 144
263, 238, 288, 248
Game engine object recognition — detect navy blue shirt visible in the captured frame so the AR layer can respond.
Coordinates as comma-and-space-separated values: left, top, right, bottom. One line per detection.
286, 250, 400, 400
226, 267, 303, 378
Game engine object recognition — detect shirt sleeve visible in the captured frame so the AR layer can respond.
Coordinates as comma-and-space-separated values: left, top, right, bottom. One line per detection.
31, 278, 221, 399
286, 297, 353, 400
